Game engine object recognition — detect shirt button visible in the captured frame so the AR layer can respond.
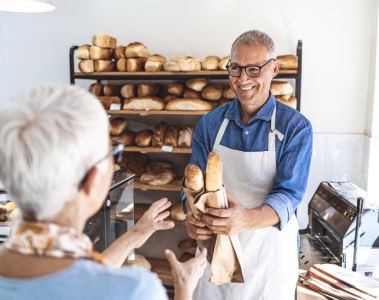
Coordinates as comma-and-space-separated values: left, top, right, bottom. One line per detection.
245, 130, 249, 135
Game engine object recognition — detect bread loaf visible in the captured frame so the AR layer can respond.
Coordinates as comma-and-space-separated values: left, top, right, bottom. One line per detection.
78, 59, 94, 73
89, 83, 103, 96
139, 169, 175, 185
183, 88, 200, 99
201, 84, 223, 101
164, 125, 178, 147
135, 129, 153, 147
270, 80, 294, 96
151, 121, 167, 147
92, 34, 117, 49
94, 60, 114, 72
127, 57, 147, 72
89, 46, 113, 60
116, 130, 136, 146
167, 82, 184, 96
165, 98, 214, 111
205, 151, 222, 192
144, 54, 166, 72
125, 42, 150, 58
164, 55, 201, 72
114, 46, 126, 59
123, 97, 165, 110
184, 163, 204, 192
170, 203, 187, 222
103, 84, 121, 96
218, 56, 230, 70
222, 85, 236, 99
116, 58, 127, 72
77, 44, 91, 59
97, 96, 120, 110
185, 78, 207, 92
177, 125, 194, 148
109, 117, 128, 135
201, 56, 220, 71
120, 84, 136, 98
137, 83, 160, 97
277, 55, 298, 70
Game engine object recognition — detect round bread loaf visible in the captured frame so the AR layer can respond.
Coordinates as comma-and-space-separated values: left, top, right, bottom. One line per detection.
116, 58, 127, 72
277, 55, 298, 70
125, 42, 150, 58
167, 82, 184, 96
270, 80, 294, 96
218, 56, 230, 70
113, 46, 126, 59
140, 169, 175, 185
126, 57, 147, 72
201, 85, 223, 101
135, 129, 153, 147
109, 117, 127, 135
183, 88, 200, 99
120, 84, 136, 98
89, 83, 103, 96
164, 55, 201, 72
201, 56, 220, 71
185, 78, 207, 92
222, 85, 236, 99
170, 202, 186, 222
78, 59, 94, 73
103, 84, 121, 97
92, 34, 117, 49
117, 130, 136, 146
144, 54, 166, 72
137, 83, 160, 97
76, 44, 91, 60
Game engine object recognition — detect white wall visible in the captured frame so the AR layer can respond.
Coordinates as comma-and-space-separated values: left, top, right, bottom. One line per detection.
0, 0, 377, 228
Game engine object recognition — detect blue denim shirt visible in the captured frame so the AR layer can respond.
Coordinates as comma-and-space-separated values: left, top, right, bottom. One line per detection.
185, 93, 313, 230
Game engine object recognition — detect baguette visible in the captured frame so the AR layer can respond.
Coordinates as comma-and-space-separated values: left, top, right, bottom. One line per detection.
205, 151, 223, 191
184, 164, 204, 192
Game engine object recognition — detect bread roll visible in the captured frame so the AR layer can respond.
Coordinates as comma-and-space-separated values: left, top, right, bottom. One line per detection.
205, 151, 222, 192
89, 46, 113, 60
97, 96, 120, 110
109, 117, 128, 135
92, 34, 117, 49
177, 125, 194, 148
120, 84, 136, 98
201, 56, 220, 71
114, 46, 126, 59
151, 121, 167, 147
277, 55, 298, 70
184, 163, 204, 192
167, 82, 184, 96
183, 88, 200, 99
135, 129, 153, 147
170, 203, 187, 222
201, 84, 223, 101
144, 54, 166, 72
165, 98, 214, 111
164, 125, 178, 147
116, 58, 127, 72
185, 78, 207, 92
125, 42, 150, 58
116, 130, 136, 146
222, 85, 236, 99
103, 84, 121, 96
94, 60, 114, 72
218, 56, 230, 70
76, 44, 91, 59
137, 83, 160, 97
89, 83, 103, 96
270, 80, 294, 96
78, 59, 94, 73
123, 97, 165, 110
139, 169, 175, 185
127, 57, 147, 72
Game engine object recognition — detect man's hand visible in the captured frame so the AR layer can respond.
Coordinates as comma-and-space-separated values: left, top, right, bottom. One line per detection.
185, 210, 214, 241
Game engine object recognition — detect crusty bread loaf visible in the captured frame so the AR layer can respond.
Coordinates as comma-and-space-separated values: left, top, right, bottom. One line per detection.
114, 46, 126, 59
92, 34, 117, 49
135, 129, 153, 147
78, 59, 94, 73
164, 125, 178, 147
144, 54, 166, 72
185, 78, 207, 92
140, 168, 175, 185
123, 97, 165, 110
205, 151, 222, 192
109, 117, 128, 135
137, 83, 160, 97
125, 42, 150, 58
164, 55, 201, 72
270, 80, 294, 96
151, 121, 167, 147
167, 82, 184, 96
89, 46, 113, 60
202, 56, 220, 71
120, 84, 136, 98
184, 163, 204, 192
116, 58, 127, 72
201, 84, 223, 101
183, 88, 200, 99
89, 83, 103, 96
218, 56, 230, 70
103, 84, 121, 96
117, 130, 136, 146
277, 55, 298, 70
177, 125, 194, 148
94, 60, 114, 72
222, 85, 236, 99
170, 203, 187, 222
77, 44, 91, 59
97, 96, 121, 110
165, 98, 214, 111
127, 57, 147, 72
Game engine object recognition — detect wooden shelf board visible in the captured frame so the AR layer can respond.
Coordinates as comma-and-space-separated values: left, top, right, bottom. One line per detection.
134, 178, 182, 191
106, 109, 209, 116
123, 146, 191, 154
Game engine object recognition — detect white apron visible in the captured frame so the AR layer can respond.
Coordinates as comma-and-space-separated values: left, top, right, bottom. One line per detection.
193, 107, 299, 300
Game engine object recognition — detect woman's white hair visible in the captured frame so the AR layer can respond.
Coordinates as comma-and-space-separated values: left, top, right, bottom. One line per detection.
0, 84, 109, 221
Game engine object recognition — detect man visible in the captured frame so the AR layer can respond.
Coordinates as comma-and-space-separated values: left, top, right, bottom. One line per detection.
183, 29, 313, 299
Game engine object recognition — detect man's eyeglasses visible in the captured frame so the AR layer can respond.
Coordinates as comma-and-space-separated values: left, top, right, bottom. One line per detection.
78, 140, 124, 189
226, 58, 275, 78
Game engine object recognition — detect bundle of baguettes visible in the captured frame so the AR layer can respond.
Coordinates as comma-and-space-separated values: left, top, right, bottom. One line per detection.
182, 152, 244, 285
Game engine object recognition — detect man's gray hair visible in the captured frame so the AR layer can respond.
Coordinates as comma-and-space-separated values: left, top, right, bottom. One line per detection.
232, 29, 276, 58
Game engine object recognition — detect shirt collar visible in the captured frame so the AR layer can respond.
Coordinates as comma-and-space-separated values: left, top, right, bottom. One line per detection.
225, 92, 276, 124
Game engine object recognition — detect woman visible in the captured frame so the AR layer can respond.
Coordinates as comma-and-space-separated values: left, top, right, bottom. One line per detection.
0, 84, 207, 300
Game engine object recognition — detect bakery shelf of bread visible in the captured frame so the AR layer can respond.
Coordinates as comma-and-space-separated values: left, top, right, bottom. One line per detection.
106, 109, 209, 116
134, 178, 182, 192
